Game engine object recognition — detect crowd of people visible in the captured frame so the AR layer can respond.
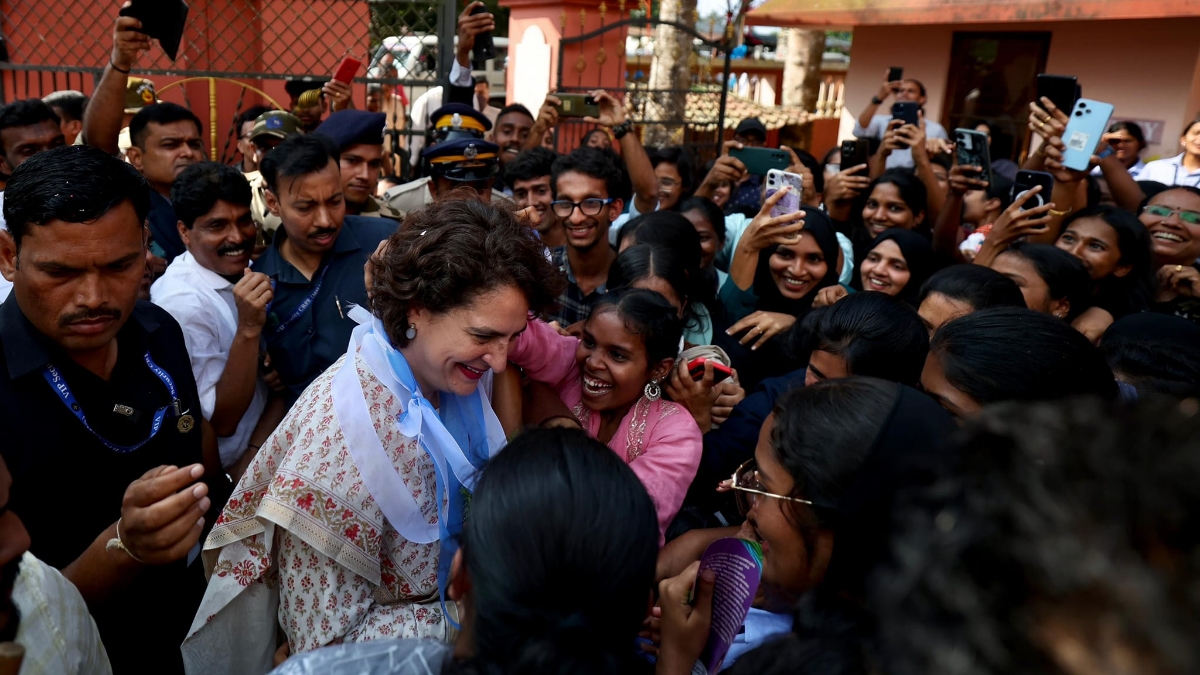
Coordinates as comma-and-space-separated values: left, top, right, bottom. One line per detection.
1, 2, 1200, 674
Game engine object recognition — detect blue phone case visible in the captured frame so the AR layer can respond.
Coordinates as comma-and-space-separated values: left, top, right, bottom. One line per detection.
1061, 98, 1114, 172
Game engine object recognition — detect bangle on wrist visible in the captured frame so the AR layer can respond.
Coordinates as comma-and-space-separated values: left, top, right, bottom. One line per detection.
106, 517, 147, 564
1048, 207, 1072, 217
109, 60, 130, 74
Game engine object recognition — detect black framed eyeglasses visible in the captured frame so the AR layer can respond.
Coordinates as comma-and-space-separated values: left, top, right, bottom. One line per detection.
729, 459, 813, 516
550, 198, 615, 218
1142, 204, 1200, 225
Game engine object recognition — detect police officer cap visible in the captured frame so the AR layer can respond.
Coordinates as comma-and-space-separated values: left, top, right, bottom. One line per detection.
314, 110, 386, 150
250, 111, 304, 141
428, 103, 491, 145
422, 138, 500, 182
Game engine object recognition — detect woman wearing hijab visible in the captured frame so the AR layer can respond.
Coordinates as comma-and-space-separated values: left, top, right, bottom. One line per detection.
720, 194, 842, 350
814, 229, 939, 308
656, 377, 957, 674
715, 197, 842, 392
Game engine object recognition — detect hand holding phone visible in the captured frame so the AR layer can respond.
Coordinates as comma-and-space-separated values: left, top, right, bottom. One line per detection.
1012, 170, 1054, 212
954, 128, 993, 185
117, 0, 189, 61
469, 2, 496, 64
687, 357, 734, 385
1061, 98, 1115, 172
840, 139, 870, 175
556, 93, 600, 118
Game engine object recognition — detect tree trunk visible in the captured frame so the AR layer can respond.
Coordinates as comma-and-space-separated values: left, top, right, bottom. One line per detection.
644, 0, 696, 147
781, 28, 825, 110
780, 28, 825, 148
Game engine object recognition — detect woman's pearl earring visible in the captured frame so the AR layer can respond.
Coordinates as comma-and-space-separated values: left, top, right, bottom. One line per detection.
405, 324, 417, 340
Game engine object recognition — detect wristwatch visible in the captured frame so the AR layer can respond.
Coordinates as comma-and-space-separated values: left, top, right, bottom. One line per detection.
871, 96, 884, 105
612, 120, 634, 139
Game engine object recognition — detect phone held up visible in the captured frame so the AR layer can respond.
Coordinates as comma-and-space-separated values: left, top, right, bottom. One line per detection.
1012, 170, 1054, 211
891, 102, 920, 128
118, 0, 189, 61
1036, 74, 1079, 115
469, 3, 495, 65
332, 56, 362, 85
1061, 98, 1115, 172
887, 66, 904, 83
765, 169, 803, 218
729, 146, 790, 176
954, 128, 993, 185
840, 139, 870, 175
556, 93, 600, 119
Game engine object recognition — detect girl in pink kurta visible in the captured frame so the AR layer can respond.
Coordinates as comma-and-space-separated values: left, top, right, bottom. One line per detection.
510, 288, 703, 542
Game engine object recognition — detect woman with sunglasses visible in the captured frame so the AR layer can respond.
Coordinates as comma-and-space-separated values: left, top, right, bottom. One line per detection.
656, 377, 956, 674
1142, 186, 1200, 325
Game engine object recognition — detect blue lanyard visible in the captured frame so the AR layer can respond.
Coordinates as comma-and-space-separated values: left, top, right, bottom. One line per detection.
269, 265, 330, 336
42, 352, 184, 454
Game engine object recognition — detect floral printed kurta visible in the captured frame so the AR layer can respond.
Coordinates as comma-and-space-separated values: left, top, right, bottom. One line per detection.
183, 348, 451, 674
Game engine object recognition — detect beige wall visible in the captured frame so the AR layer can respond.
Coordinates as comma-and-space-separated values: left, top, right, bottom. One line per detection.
843, 18, 1200, 161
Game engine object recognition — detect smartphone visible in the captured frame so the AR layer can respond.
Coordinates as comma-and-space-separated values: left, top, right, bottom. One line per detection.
332, 56, 362, 84
687, 357, 734, 385
891, 101, 920, 127
1012, 170, 1054, 211
954, 128, 993, 184
1036, 74, 1079, 115
887, 66, 904, 82
469, 3, 495, 64
118, 0, 190, 61
840, 139, 869, 175
728, 146, 790, 176
765, 169, 803, 218
1062, 98, 1115, 172
556, 93, 600, 118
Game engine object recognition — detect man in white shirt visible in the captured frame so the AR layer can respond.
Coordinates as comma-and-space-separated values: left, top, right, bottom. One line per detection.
853, 72, 948, 170
150, 162, 282, 477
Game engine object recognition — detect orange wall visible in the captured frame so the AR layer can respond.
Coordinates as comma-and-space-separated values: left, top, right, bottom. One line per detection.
843, 18, 1200, 160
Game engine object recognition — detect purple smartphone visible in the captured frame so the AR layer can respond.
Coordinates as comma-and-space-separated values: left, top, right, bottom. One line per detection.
765, 169, 802, 218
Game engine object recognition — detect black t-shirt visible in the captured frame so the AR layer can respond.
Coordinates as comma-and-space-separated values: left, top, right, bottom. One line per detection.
0, 298, 207, 674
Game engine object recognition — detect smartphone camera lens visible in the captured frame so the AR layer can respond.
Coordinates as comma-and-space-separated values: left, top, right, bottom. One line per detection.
1074, 111, 1083, 117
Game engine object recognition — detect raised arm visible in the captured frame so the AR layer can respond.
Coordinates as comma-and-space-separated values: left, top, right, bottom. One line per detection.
588, 90, 657, 215
856, 70, 898, 131
83, 11, 150, 154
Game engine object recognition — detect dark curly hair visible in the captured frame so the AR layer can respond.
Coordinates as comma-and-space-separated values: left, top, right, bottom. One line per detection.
876, 396, 1200, 675
369, 192, 565, 346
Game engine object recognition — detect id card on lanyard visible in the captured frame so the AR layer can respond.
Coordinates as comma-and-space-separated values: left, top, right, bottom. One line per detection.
42, 352, 194, 454
267, 265, 330, 336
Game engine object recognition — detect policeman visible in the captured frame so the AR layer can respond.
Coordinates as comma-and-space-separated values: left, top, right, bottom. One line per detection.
243, 111, 304, 239
382, 103, 503, 211
314, 110, 403, 221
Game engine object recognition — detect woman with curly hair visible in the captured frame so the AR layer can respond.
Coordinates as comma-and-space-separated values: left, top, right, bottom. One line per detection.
183, 196, 564, 674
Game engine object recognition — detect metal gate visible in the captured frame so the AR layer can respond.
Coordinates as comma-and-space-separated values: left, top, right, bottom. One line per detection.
0, 0, 458, 173
554, 12, 732, 163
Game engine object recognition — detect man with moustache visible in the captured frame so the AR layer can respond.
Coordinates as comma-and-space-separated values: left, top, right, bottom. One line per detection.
0, 146, 215, 674
256, 134, 396, 401
314, 110, 403, 221
151, 162, 286, 479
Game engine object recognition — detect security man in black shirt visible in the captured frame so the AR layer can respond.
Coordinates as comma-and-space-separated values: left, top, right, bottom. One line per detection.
0, 146, 217, 674
255, 133, 397, 401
